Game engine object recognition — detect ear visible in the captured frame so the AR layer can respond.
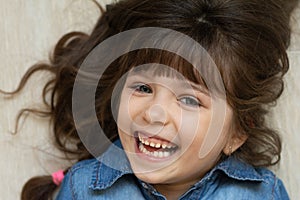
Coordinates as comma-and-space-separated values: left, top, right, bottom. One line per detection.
223, 134, 248, 156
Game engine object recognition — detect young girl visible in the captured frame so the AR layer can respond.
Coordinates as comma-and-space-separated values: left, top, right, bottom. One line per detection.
18, 0, 297, 199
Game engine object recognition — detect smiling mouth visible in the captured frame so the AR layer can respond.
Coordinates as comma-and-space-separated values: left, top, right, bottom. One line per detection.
135, 132, 178, 158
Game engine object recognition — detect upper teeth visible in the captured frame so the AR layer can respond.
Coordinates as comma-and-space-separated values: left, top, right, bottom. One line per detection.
138, 134, 176, 149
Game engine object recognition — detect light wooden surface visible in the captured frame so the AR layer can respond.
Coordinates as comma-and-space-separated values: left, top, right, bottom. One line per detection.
0, 1, 299, 199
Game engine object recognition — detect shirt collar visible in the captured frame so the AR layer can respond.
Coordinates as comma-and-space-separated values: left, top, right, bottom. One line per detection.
213, 156, 264, 182
89, 139, 263, 191
89, 139, 133, 190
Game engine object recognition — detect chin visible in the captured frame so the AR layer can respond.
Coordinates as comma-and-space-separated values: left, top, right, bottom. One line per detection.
134, 171, 168, 184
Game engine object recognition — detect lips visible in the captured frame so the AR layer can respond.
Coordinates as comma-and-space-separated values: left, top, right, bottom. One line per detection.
136, 131, 178, 158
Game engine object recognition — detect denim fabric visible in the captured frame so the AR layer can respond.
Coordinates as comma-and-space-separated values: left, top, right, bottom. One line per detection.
56, 140, 290, 200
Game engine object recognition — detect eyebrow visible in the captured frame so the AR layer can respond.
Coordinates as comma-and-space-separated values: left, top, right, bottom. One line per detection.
178, 81, 210, 97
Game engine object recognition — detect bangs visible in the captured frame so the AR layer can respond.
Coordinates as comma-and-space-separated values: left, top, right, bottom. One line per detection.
124, 49, 208, 90
104, 46, 226, 99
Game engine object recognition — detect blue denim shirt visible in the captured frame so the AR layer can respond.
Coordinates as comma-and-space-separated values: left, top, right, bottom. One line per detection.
56, 140, 289, 200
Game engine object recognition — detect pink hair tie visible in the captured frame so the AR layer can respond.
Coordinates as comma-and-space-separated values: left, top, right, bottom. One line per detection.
52, 170, 64, 186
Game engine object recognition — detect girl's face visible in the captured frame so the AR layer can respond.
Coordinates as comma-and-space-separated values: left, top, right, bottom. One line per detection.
117, 67, 240, 192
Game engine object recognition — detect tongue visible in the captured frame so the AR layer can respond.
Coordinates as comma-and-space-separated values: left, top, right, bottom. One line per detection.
144, 145, 160, 152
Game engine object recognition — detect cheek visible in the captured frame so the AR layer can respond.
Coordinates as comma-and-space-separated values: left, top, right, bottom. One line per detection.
198, 106, 234, 158
117, 93, 146, 135
179, 108, 231, 159
179, 111, 211, 150
127, 97, 142, 118
117, 93, 132, 136
120, 93, 143, 116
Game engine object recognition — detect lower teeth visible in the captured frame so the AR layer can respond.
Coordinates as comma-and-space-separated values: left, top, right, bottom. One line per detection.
139, 143, 173, 158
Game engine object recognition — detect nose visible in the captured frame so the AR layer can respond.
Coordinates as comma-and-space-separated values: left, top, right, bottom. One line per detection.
144, 104, 167, 125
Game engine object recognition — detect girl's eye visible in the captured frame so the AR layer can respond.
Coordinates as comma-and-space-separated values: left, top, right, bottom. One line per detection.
132, 84, 152, 94
179, 96, 201, 107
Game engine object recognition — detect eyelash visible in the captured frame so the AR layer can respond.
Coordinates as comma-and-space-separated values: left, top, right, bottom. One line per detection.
178, 96, 202, 107
130, 83, 152, 94
129, 83, 202, 108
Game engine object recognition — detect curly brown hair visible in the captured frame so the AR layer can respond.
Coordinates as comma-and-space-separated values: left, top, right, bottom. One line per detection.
6, 0, 297, 199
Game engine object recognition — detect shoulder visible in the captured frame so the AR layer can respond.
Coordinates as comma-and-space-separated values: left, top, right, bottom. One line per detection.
55, 158, 100, 200
55, 158, 144, 200
255, 168, 290, 199
68, 158, 99, 182
211, 167, 290, 200
207, 157, 290, 200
